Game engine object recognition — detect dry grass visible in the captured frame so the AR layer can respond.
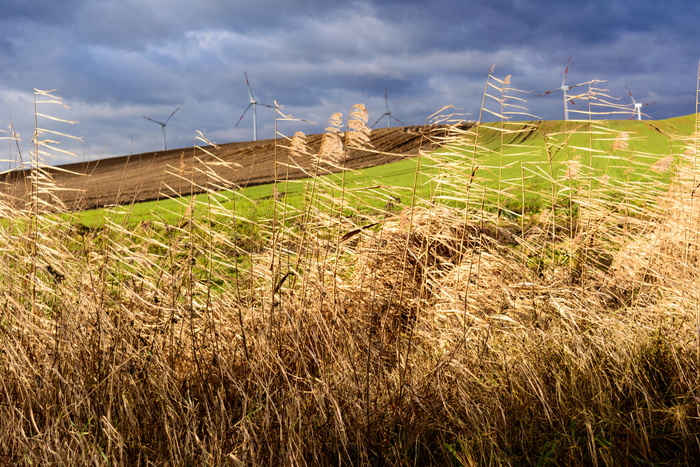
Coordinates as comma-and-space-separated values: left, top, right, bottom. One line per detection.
0, 85, 699, 466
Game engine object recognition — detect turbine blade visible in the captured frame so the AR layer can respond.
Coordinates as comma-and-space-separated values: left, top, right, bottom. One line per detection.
536, 88, 562, 97
384, 86, 390, 112
244, 71, 255, 102
235, 103, 253, 128
625, 84, 638, 104
390, 115, 406, 126
164, 106, 180, 124
143, 116, 164, 125
567, 79, 596, 91
562, 56, 571, 87
371, 113, 388, 128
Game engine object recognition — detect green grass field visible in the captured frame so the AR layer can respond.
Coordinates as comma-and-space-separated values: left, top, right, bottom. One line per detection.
71, 114, 696, 229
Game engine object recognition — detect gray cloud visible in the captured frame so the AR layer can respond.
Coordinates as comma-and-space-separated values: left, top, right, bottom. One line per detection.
0, 0, 698, 168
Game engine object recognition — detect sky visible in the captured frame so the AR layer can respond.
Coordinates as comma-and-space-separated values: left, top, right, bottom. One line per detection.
1, 0, 700, 168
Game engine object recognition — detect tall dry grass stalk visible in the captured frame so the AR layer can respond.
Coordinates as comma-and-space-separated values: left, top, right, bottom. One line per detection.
0, 80, 699, 467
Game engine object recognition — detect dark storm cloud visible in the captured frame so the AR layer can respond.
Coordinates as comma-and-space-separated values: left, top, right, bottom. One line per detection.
371, 0, 699, 53
3, 0, 84, 22
0, 0, 699, 167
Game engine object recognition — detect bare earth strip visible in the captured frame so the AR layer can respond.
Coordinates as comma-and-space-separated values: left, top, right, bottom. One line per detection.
0, 125, 439, 211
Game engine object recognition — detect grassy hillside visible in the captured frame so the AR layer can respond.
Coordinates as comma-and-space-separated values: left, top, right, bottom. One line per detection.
72, 114, 695, 229
2, 90, 700, 465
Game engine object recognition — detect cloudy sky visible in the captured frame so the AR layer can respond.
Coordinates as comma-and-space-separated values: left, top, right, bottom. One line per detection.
1, 0, 700, 168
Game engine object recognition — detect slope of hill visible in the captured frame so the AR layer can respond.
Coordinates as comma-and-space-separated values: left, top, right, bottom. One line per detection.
0, 125, 438, 211
1, 116, 695, 213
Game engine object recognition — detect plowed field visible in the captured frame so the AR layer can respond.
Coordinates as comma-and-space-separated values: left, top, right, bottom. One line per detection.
0, 125, 441, 211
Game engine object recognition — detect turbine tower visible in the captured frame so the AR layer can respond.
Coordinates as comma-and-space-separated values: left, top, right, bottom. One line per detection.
537, 57, 591, 121
235, 71, 273, 141
143, 106, 180, 151
625, 85, 655, 120
371, 87, 405, 128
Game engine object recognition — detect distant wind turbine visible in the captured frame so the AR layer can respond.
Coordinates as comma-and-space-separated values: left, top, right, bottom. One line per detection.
235, 71, 274, 141
371, 87, 405, 128
143, 106, 180, 151
625, 85, 655, 120
537, 57, 593, 121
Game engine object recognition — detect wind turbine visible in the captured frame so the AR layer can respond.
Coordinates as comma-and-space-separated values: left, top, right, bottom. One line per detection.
371, 87, 405, 128
625, 85, 655, 120
143, 106, 180, 151
235, 71, 274, 141
537, 57, 591, 121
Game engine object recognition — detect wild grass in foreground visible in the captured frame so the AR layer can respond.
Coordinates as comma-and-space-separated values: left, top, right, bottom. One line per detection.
0, 81, 699, 466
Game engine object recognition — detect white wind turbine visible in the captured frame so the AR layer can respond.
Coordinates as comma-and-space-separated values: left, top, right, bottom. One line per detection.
371, 87, 406, 128
625, 85, 655, 120
143, 106, 180, 151
537, 57, 593, 121
235, 71, 274, 141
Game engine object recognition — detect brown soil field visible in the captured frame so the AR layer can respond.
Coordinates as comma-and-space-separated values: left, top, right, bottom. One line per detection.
0, 125, 443, 211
